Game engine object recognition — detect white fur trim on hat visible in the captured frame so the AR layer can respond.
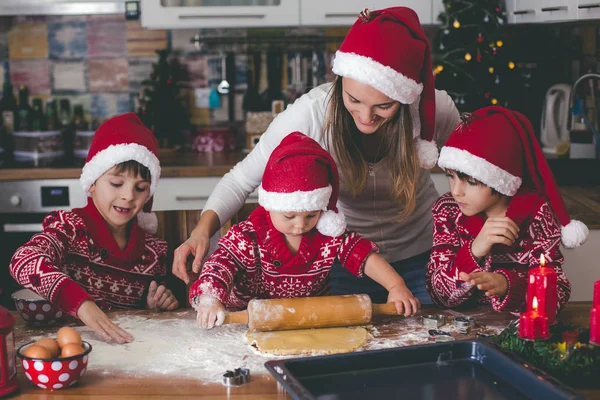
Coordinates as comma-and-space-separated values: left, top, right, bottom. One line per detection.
137, 212, 158, 235
258, 185, 332, 213
80, 143, 161, 196
561, 219, 589, 248
438, 146, 522, 196
332, 51, 423, 104
415, 139, 438, 169
316, 209, 346, 237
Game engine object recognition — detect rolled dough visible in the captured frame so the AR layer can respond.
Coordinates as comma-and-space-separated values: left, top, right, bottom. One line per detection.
245, 326, 369, 356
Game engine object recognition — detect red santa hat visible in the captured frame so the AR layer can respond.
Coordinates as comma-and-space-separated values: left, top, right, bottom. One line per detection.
259, 132, 346, 237
332, 7, 438, 169
438, 106, 588, 248
80, 112, 161, 234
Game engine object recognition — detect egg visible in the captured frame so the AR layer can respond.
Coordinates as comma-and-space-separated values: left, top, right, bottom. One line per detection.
56, 327, 82, 348
34, 337, 60, 358
22, 344, 52, 359
60, 342, 85, 358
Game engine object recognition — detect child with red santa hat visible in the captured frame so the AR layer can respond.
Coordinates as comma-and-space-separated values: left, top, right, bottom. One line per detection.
191, 132, 420, 329
10, 113, 177, 343
426, 106, 588, 313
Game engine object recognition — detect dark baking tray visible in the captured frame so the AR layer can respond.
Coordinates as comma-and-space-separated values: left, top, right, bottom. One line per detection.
265, 340, 583, 400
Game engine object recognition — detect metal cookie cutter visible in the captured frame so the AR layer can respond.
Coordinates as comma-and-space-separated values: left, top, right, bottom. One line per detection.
429, 329, 455, 342
453, 316, 475, 334
420, 314, 447, 329
222, 368, 250, 386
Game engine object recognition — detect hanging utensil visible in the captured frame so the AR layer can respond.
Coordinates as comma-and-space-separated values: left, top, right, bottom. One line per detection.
217, 53, 230, 95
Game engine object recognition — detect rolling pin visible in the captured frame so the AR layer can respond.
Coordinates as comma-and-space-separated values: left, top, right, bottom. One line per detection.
222, 294, 399, 332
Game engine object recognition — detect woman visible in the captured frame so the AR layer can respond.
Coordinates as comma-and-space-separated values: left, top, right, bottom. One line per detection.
173, 7, 460, 304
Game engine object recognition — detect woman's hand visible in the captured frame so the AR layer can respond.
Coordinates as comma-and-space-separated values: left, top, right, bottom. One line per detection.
471, 217, 519, 259
387, 284, 421, 317
459, 271, 508, 297
195, 295, 225, 329
76, 300, 134, 344
172, 231, 211, 284
146, 281, 179, 311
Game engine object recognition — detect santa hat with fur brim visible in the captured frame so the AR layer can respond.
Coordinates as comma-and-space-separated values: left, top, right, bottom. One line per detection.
332, 7, 438, 169
80, 112, 161, 234
259, 132, 346, 237
437, 106, 588, 248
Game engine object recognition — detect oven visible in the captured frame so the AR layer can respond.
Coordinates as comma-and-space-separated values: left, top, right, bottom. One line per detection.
0, 179, 85, 309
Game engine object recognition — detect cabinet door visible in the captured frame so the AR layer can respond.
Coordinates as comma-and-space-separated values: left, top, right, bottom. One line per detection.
0, 0, 124, 16
300, 0, 433, 26
509, 0, 539, 23
540, 0, 577, 22
431, 0, 445, 24
578, 0, 600, 19
141, 0, 300, 29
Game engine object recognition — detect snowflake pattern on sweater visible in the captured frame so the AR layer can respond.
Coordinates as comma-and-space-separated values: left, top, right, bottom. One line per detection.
189, 206, 378, 309
10, 200, 167, 316
425, 191, 570, 313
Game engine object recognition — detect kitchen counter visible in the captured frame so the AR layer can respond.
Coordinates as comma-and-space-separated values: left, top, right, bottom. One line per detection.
8, 303, 599, 399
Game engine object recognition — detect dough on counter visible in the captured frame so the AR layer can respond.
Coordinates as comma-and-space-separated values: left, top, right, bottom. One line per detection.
245, 326, 369, 356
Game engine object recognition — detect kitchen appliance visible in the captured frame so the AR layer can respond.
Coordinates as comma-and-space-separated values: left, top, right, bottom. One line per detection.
540, 83, 571, 155
0, 180, 85, 309
567, 73, 600, 159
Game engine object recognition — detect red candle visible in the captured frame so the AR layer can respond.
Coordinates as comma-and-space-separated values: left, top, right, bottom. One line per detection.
526, 254, 557, 324
594, 280, 600, 308
519, 297, 549, 340
591, 280, 600, 346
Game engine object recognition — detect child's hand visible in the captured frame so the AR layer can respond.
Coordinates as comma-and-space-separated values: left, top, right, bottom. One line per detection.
77, 300, 134, 344
471, 217, 519, 259
459, 271, 508, 297
146, 281, 179, 311
387, 284, 421, 317
195, 295, 225, 329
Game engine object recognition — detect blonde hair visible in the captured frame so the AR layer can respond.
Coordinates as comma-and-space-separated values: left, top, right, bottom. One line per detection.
324, 77, 420, 220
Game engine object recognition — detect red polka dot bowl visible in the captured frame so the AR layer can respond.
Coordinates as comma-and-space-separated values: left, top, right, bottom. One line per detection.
11, 288, 64, 326
17, 341, 92, 390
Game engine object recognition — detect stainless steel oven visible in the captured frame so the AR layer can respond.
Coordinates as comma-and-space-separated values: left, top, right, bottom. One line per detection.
0, 179, 85, 309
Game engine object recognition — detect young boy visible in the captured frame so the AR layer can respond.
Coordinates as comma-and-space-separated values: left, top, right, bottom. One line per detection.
426, 106, 588, 313
10, 113, 178, 343
191, 132, 420, 329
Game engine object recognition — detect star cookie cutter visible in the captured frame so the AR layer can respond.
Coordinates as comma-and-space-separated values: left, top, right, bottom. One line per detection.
420, 314, 447, 329
222, 368, 250, 386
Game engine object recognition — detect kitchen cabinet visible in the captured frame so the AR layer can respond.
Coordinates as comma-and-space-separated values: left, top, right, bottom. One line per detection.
141, 0, 300, 29
0, 0, 126, 16
300, 0, 433, 26
506, 0, 597, 23
578, 0, 600, 19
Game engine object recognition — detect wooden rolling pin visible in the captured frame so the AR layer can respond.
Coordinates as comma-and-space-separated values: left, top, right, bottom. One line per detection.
222, 294, 399, 332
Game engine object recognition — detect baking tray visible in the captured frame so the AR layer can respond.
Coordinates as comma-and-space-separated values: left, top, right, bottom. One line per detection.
265, 340, 583, 400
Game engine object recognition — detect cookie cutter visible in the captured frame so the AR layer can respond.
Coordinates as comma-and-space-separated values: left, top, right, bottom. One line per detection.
428, 329, 455, 342
222, 368, 250, 386
420, 314, 447, 329
453, 316, 475, 334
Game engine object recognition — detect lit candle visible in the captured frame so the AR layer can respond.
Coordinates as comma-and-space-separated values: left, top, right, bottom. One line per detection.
590, 280, 600, 346
519, 296, 549, 341
526, 254, 557, 324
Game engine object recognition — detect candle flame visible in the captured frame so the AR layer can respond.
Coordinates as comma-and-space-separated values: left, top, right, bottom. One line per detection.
540, 254, 546, 266
532, 296, 538, 310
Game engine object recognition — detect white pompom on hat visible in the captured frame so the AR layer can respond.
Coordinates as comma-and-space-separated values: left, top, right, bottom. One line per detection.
332, 7, 438, 169
79, 112, 161, 234
259, 132, 346, 237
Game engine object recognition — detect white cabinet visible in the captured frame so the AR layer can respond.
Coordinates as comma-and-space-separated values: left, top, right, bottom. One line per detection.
506, 0, 538, 23
578, 0, 600, 20
540, 0, 577, 22
141, 0, 300, 29
0, 0, 125, 16
300, 0, 433, 26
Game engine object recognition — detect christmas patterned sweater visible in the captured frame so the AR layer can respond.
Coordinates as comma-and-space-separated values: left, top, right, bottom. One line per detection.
426, 190, 570, 313
10, 199, 168, 316
189, 206, 378, 309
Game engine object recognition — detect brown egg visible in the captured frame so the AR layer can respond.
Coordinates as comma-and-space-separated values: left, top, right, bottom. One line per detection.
56, 327, 82, 348
22, 344, 52, 359
34, 337, 60, 358
60, 342, 85, 358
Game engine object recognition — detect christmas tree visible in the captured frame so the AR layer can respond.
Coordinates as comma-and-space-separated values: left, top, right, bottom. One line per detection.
432, 0, 521, 112
137, 49, 189, 147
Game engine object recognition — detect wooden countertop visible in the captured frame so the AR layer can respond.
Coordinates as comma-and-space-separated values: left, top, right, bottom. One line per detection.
8, 303, 599, 399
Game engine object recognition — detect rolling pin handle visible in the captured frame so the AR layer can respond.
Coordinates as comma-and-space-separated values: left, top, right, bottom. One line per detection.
371, 302, 400, 316
222, 310, 249, 325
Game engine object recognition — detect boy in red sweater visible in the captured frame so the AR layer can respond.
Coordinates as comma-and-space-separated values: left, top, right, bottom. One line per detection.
191, 132, 420, 329
426, 106, 588, 313
10, 113, 177, 343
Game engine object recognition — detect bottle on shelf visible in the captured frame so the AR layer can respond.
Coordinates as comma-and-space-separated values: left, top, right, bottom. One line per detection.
44, 98, 59, 132
0, 71, 17, 164
15, 86, 31, 132
30, 98, 44, 132
58, 98, 73, 165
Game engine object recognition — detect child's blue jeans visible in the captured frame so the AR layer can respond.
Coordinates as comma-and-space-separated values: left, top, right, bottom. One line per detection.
329, 250, 433, 305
